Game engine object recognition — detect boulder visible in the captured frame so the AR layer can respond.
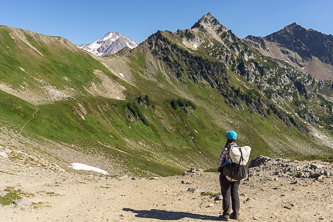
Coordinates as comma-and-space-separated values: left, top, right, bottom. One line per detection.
14, 199, 31, 207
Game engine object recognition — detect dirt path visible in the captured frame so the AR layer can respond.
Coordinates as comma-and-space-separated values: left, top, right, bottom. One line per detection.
1, 148, 332, 222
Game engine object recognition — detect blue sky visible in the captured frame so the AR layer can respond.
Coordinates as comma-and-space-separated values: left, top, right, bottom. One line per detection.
1, 0, 332, 45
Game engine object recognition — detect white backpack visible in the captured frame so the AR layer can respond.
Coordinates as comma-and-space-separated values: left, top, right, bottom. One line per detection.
229, 146, 251, 165
223, 146, 251, 181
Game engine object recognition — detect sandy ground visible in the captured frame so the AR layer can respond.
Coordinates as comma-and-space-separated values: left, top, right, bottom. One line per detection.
1, 150, 333, 222
0, 144, 333, 222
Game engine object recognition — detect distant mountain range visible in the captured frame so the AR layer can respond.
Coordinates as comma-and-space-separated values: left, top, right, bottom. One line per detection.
77, 32, 138, 56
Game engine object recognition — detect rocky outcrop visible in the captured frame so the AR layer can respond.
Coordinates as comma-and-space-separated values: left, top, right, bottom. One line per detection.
265, 23, 333, 65
147, 30, 229, 90
249, 155, 332, 178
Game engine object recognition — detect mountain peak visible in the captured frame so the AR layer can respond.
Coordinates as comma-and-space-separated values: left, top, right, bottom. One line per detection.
281, 22, 305, 34
77, 32, 138, 56
286, 22, 299, 28
264, 22, 306, 41
191, 12, 224, 30
103, 31, 124, 38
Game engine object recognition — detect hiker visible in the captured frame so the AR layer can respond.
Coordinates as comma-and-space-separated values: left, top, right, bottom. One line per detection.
218, 131, 240, 221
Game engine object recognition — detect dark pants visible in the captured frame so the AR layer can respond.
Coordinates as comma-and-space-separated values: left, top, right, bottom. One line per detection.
219, 173, 240, 215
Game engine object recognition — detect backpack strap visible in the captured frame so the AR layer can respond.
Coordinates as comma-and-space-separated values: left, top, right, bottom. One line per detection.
235, 147, 243, 174
238, 147, 244, 165
231, 146, 243, 180
226, 145, 233, 164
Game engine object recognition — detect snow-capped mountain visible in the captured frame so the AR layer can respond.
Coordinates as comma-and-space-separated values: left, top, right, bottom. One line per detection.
77, 32, 138, 56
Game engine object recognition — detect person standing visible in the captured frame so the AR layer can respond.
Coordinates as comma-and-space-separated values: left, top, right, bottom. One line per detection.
218, 131, 240, 221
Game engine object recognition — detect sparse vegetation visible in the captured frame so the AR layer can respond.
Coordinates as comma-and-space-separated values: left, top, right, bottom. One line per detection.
126, 102, 149, 126
136, 95, 155, 109
201, 191, 221, 198
0, 187, 22, 206
170, 98, 196, 111
289, 172, 302, 177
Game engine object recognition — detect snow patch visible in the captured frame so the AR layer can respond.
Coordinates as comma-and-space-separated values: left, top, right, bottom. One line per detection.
69, 163, 109, 175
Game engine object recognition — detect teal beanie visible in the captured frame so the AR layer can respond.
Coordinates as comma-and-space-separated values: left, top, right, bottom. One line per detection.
226, 131, 237, 141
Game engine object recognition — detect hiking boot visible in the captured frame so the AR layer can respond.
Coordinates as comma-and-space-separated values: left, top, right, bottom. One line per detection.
219, 214, 229, 221
230, 212, 240, 220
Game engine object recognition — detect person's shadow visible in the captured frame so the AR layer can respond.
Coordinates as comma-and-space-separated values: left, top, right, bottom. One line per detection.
123, 208, 218, 221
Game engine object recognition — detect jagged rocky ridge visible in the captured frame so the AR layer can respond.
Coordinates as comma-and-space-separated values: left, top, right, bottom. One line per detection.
247, 23, 333, 65
140, 13, 333, 133
244, 23, 333, 81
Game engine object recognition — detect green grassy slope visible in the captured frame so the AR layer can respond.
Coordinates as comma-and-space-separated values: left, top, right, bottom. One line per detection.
0, 26, 110, 91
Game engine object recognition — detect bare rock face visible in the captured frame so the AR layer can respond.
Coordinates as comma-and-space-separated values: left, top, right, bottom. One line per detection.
191, 12, 227, 32
244, 23, 333, 80
264, 23, 333, 65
